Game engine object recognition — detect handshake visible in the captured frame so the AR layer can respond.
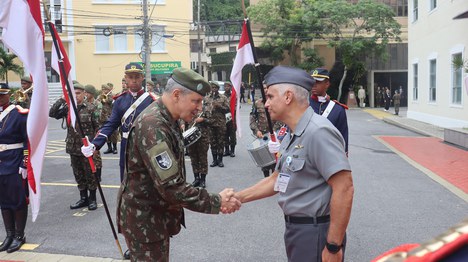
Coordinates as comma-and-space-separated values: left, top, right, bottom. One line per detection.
218, 188, 242, 214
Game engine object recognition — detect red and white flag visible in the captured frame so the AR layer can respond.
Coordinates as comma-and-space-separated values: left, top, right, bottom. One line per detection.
49, 23, 77, 129
230, 20, 255, 137
0, 0, 49, 222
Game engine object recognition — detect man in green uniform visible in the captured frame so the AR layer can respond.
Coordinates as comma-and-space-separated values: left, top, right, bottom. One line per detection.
117, 68, 240, 261
99, 84, 119, 154
223, 82, 237, 157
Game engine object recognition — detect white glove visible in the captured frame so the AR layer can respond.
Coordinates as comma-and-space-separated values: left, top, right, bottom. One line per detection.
81, 136, 96, 157
268, 139, 281, 154
19, 167, 27, 179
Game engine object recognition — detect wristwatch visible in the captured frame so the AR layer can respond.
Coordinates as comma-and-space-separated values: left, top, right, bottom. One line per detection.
326, 242, 343, 254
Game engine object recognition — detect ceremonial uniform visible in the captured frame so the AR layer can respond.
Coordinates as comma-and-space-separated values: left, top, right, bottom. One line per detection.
117, 68, 224, 261
250, 99, 283, 177
223, 86, 237, 157
205, 83, 229, 167
309, 97, 349, 153
0, 83, 29, 253
92, 89, 156, 180
187, 97, 211, 188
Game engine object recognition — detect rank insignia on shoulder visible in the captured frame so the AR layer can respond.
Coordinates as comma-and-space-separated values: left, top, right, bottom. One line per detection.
155, 151, 172, 170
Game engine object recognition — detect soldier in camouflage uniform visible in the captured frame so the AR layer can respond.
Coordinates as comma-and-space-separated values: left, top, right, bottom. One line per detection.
50, 83, 100, 210
223, 82, 237, 157
84, 85, 104, 182
250, 95, 284, 177
187, 97, 210, 188
117, 68, 240, 261
16, 76, 33, 109
205, 82, 229, 168
100, 84, 119, 154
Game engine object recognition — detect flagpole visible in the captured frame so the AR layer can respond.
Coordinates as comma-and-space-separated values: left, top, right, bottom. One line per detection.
44, 15, 124, 257
241, 15, 276, 141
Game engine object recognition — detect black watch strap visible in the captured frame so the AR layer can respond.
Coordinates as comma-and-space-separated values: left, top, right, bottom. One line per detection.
326, 242, 342, 254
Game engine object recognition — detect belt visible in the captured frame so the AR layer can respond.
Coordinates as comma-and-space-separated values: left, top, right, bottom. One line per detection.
284, 215, 330, 224
0, 143, 23, 152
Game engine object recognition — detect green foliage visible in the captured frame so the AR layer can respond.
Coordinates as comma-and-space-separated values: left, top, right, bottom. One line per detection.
452, 55, 468, 73
194, 0, 249, 21
210, 51, 236, 72
0, 48, 24, 84
298, 48, 324, 72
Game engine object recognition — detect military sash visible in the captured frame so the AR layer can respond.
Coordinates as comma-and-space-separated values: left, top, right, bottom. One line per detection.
0, 104, 15, 123
321, 101, 336, 118
121, 92, 150, 139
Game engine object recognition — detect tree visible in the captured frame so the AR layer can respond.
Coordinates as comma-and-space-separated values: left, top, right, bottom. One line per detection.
248, 0, 324, 66
0, 47, 24, 84
193, 0, 249, 22
313, 0, 401, 101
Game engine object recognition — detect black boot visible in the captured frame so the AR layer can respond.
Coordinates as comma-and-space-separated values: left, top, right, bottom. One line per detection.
230, 145, 236, 157
262, 170, 270, 177
88, 190, 97, 211
7, 206, 27, 253
70, 190, 88, 209
199, 174, 207, 188
217, 153, 224, 168
124, 249, 131, 260
95, 168, 102, 182
223, 145, 230, 156
112, 143, 118, 154
210, 152, 218, 167
192, 173, 201, 187
103, 142, 113, 154
0, 209, 15, 252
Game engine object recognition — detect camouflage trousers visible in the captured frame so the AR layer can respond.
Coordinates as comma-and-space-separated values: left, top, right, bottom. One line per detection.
209, 124, 226, 154
224, 121, 237, 146
69, 154, 98, 191
108, 130, 119, 143
126, 237, 169, 262
187, 132, 210, 174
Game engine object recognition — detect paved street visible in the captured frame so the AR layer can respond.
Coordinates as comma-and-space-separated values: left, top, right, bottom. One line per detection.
1, 104, 467, 262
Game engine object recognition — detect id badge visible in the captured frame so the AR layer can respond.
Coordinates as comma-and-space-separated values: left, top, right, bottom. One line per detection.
274, 173, 290, 193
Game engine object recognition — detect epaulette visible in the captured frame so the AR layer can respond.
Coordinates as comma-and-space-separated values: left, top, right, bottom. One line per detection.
112, 91, 128, 100
148, 92, 159, 100
15, 105, 29, 114
333, 100, 349, 110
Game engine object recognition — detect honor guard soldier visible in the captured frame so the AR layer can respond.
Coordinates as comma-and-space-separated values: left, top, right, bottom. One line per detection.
81, 63, 157, 181
205, 81, 229, 168
309, 68, 349, 154
117, 68, 240, 261
50, 83, 101, 210
223, 82, 237, 157
234, 66, 354, 262
0, 83, 29, 253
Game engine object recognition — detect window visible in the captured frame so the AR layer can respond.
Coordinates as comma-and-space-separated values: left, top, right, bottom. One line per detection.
412, 0, 418, 21
413, 63, 418, 101
95, 26, 110, 52
151, 25, 166, 52
190, 39, 200, 52
383, 0, 408, 17
430, 0, 437, 11
113, 27, 127, 52
45, 51, 60, 83
452, 53, 462, 104
209, 48, 217, 53
429, 59, 437, 102
229, 46, 237, 52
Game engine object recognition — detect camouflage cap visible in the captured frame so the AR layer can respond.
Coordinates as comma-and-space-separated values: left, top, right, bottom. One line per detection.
74, 83, 85, 91
171, 67, 211, 96
84, 84, 98, 96
21, 76, 33, 83
209, 81, 220, 89
146, 80, 155, 86
101, 84, 110, 90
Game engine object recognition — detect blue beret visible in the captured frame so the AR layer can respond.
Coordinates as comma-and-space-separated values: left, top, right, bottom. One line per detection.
264, 66, 315, 91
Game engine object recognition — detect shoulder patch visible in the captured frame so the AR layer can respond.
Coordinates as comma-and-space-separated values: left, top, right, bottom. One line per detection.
15, 105, 29, 114
112, 91, 128, 100
332, 100, 349, 110
148, 141, 179, 183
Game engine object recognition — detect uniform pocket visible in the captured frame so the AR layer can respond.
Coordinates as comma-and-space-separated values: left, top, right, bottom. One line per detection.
288, 158, 305, 172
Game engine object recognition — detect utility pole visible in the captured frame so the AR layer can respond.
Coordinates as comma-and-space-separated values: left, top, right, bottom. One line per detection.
197, 0, 202, 76
142, 0, 152, 83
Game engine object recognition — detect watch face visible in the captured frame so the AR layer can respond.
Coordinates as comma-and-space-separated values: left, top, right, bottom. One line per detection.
326, 242, 342, 254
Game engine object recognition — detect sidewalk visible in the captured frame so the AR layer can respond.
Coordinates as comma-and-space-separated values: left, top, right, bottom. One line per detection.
364, 106, 468, 202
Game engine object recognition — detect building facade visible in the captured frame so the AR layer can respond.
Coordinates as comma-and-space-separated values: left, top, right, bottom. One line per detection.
408, 0, 468, 128
1, 0, 192, 98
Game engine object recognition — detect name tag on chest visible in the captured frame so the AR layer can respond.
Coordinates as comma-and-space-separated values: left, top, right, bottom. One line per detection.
274, 173, 290, 193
